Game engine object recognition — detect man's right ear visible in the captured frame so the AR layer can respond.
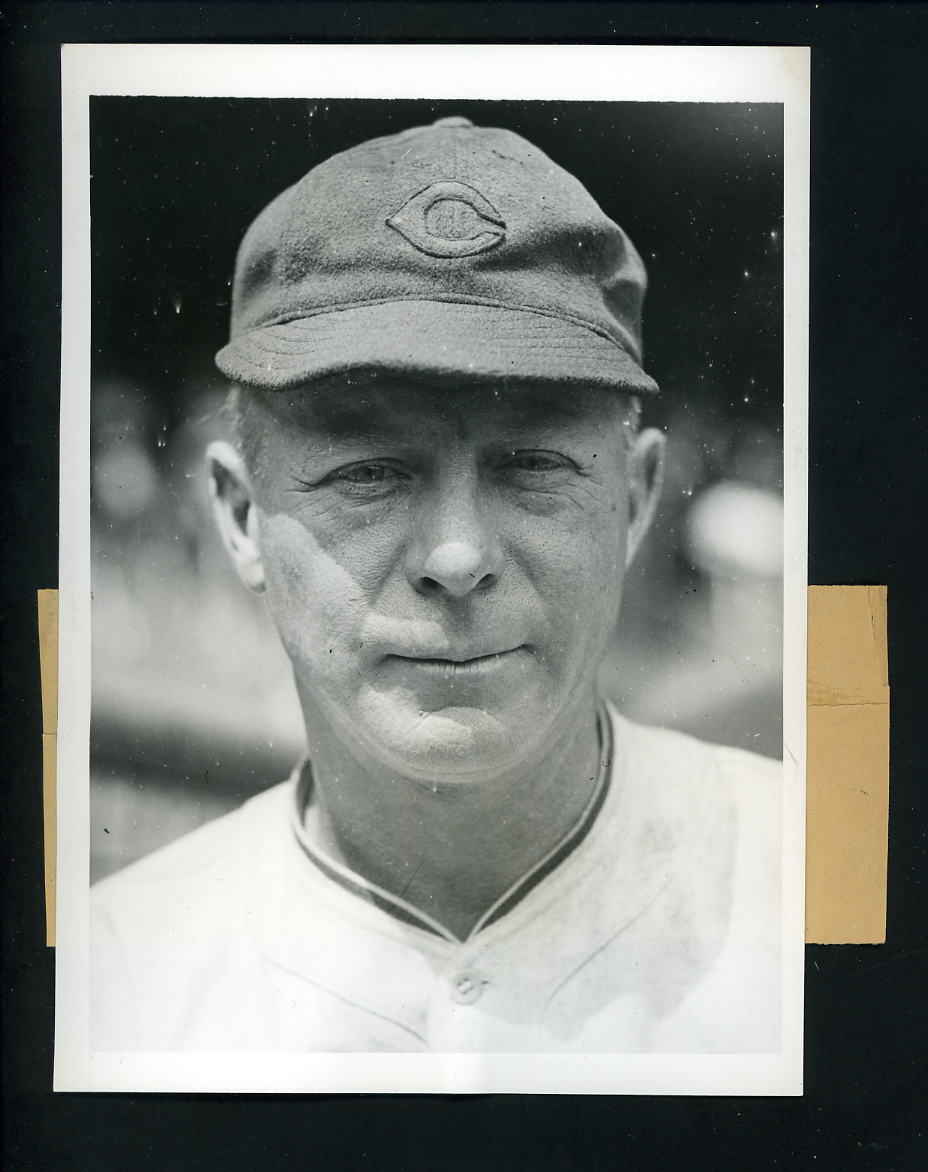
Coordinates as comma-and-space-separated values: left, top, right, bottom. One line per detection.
206, 441, 265, 593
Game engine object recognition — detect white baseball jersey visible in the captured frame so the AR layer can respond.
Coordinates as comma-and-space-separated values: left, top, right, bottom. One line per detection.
91, 706, 782, 1053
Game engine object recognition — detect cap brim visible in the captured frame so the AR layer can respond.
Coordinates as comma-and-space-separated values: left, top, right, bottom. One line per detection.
215, 301, 658, 395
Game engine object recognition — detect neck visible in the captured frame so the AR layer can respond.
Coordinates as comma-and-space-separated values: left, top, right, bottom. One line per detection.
298, 694, 605, 941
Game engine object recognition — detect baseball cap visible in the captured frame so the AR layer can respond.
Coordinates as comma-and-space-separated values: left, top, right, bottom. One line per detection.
215, 115, 659, 396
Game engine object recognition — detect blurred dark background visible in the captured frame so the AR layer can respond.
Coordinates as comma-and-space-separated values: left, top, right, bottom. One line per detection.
90, 97, 784, 880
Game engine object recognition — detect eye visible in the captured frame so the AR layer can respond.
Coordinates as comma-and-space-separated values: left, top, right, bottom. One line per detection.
328, 460, 410, 496
338, 464, 392, 484
502, 450, 573, 474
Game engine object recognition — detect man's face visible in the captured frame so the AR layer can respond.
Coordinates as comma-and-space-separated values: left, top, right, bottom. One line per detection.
213, 379, 661, 783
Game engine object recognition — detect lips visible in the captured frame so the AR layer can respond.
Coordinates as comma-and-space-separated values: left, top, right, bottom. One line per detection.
384, 647, 526, 682
386, 646, 524, 665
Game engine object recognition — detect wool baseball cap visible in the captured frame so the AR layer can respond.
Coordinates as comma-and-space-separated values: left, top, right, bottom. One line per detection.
215, 116, 659, 396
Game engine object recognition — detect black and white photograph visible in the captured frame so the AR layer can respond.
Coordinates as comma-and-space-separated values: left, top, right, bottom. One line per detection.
55, 44, 808, 1094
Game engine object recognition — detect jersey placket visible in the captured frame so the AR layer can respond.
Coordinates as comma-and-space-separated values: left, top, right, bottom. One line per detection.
288, 708, 614, 1049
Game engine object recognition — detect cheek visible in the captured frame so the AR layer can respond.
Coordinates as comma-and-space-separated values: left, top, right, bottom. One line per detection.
514, 490, 629, 624
257, 513, 374, 670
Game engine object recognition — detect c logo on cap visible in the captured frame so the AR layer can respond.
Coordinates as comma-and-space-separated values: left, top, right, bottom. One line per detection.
387, 181, 505, 258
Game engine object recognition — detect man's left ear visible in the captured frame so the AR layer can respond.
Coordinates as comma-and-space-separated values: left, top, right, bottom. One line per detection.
625, 428, 666, 567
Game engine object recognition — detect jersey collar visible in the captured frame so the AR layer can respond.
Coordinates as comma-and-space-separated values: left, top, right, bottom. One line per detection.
289, 703, 614, 943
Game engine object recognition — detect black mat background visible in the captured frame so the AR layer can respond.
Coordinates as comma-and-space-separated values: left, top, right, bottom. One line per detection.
2, 3, 926, 1169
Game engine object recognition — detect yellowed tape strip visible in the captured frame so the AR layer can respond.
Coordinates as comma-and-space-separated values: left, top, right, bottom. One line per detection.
37, 589, 58, 947
806, 585, 890, 943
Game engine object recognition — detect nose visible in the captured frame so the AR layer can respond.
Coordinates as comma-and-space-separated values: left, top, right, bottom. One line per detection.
407, 483, 503, 599
418, 541, 498, 597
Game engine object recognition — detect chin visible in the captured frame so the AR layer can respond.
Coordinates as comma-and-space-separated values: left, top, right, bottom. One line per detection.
358, 692, 537, 783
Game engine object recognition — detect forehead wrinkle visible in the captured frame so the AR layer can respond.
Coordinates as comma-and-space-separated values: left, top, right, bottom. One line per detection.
453, 390, 625, 451
263, 393, 417, 452
256, 379, 626, 453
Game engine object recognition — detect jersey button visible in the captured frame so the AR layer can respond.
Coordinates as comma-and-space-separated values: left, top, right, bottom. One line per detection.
450, 971, 486, 1005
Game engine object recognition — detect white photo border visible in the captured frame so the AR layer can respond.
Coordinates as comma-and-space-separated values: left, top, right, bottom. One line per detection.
56, 42, 809, 1095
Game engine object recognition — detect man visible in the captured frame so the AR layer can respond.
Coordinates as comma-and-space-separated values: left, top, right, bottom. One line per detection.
92, 116, 781, 1053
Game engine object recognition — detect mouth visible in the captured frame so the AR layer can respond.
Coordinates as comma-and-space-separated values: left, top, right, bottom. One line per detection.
386, 647, 525, 677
